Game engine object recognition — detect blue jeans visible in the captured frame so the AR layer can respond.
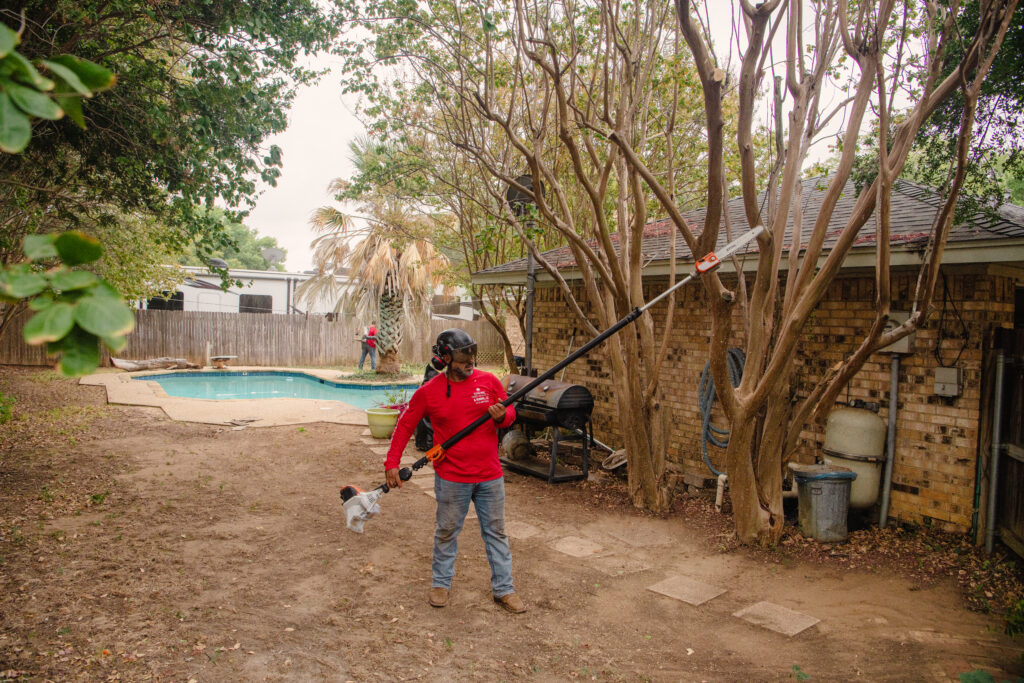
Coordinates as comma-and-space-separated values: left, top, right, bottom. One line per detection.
432, 475, 514, 597
358, 343, 376, 370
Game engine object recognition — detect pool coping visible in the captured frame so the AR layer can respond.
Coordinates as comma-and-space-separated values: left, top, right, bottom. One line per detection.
80, 367, 408, 428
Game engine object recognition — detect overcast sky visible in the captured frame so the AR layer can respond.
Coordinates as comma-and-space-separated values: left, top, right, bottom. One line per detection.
244, 58, 363, 274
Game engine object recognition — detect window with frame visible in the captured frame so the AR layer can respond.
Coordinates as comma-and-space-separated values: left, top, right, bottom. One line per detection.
239, 294, 273, 313
147, 291, 184, 311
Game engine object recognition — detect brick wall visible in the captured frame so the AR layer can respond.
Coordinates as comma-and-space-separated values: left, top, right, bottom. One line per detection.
529, 269, 1016, 533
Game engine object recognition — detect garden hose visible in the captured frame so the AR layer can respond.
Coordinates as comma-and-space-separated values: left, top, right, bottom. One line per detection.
698, 348, 745, 477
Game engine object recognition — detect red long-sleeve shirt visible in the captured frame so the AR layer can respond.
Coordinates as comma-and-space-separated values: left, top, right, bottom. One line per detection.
385, 369, 516, 482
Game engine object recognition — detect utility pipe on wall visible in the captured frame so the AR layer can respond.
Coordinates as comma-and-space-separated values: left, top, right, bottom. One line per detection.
524, 235, 536, 375
878, 354, 901, 528
985, 349, 1006, 555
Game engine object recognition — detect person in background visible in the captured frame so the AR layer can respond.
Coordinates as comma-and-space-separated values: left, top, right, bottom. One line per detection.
357, 321, 378, 371
384, 329, 526, 613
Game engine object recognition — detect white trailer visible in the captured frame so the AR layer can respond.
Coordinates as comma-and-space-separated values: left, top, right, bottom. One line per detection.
142, 267, 349, 316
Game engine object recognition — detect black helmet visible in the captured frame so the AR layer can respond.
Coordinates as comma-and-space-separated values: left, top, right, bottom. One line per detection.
432, 328, 477, 368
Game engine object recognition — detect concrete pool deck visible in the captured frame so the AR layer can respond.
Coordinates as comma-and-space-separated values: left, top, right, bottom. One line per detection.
80, 367, 387, 428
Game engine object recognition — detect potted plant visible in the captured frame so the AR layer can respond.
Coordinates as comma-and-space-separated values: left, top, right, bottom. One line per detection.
366, 388, 410, 439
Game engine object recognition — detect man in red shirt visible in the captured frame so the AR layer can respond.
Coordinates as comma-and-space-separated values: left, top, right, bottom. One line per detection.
357, 322, 377, 371
384, 329, 526, 613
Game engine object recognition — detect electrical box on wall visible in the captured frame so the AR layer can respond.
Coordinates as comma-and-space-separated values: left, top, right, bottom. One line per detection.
934, 366, 962, 397
880, 311, 914, 354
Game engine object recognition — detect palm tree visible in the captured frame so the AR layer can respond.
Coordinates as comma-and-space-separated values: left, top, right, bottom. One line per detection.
296, 173, 450, 375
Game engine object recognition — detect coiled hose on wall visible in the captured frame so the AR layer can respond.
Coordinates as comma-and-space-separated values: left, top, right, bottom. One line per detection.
698, 348, 746, 477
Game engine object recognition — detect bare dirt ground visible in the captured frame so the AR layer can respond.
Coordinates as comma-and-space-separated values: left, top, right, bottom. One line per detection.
1, 365, 1023, 682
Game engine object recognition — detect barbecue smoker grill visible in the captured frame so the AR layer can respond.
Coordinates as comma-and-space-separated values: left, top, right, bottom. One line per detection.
500, 374, 594, 483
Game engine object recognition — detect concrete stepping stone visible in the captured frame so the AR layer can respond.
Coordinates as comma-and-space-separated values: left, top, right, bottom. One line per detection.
361, 438, 381, 445
551, 536, 603, 557
732, 601, 819, 637
361, 429, 372, 436
506, 521, 540, 540
369, 446, 390, 456
646, 575, 726, 606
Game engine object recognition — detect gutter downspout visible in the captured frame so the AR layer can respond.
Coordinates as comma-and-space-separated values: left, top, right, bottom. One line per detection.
524, 230, 536, 375
879, 354, 901, 528
985, 349, 1006, 555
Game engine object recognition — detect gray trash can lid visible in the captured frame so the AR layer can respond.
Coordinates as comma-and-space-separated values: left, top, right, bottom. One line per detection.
788, 462, 857, 483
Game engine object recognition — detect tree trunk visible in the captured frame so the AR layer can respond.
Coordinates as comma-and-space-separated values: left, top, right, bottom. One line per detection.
376, 291, 403, 375
624, 395, 671, 512
111, 357, 199, 371
377, 349, 401, 375
725, 411, 773, 544
608, 323, 672, 512
754, 390, 792, 544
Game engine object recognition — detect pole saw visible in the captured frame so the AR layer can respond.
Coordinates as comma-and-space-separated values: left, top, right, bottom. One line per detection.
340, 226, 764, 532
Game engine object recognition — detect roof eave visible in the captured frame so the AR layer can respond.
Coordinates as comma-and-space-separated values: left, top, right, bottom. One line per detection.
470, 239, 1024, 286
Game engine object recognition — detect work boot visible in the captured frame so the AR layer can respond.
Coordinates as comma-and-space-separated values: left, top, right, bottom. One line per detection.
493, 593, 526, 614
428, 587, 449, 608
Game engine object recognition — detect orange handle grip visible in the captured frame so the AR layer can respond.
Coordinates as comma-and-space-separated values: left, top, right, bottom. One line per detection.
425, 444, 447, 463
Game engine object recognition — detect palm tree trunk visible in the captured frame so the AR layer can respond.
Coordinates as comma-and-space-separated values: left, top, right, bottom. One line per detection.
376, 291, 403, 375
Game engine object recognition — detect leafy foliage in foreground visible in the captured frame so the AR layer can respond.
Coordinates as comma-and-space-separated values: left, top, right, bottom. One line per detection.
1, 0, 339, 269
0, 20, 115, 153
0, 232, 135, 376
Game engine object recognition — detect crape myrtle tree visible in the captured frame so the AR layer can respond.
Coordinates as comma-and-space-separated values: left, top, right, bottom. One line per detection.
335, 47, 580, 371
626, 0, 1017, 544
339, 0, 758, 509
342, 0, 1018, 539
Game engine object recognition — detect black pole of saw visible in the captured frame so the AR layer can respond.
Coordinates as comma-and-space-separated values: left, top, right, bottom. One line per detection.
342, 226, 763, 502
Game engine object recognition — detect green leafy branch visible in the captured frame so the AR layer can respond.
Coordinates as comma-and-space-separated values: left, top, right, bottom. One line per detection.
0, 20, 115, 153
0, 232, 135, 376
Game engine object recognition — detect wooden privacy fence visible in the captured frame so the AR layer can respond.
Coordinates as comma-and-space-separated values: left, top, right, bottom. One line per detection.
0, 310, 507, 369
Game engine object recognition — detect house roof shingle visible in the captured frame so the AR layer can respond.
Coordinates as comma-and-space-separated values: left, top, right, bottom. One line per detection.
473, 177, 1024, 282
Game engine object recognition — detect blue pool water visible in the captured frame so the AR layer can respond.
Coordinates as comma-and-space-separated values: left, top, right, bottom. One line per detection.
135, 371, 418, 410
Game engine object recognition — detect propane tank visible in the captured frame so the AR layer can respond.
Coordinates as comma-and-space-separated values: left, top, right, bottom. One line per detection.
822, 405, 887, 509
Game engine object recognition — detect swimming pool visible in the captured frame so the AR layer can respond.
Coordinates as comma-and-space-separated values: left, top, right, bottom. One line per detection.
135, 371, 418, 411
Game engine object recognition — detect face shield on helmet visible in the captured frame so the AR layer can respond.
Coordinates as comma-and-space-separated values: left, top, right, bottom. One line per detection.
432, 329, 477, 369
450, 344, 477, 363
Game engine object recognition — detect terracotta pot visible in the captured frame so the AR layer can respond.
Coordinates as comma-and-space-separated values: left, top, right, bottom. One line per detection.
366, 407, 400, 439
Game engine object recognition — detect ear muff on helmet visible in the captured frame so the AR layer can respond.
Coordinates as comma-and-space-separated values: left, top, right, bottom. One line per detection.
432, 328, 477, 369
